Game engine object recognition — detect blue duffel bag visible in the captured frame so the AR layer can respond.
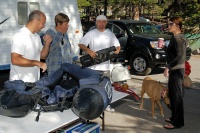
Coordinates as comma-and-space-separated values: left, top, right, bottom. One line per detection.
0, 80, 41, 117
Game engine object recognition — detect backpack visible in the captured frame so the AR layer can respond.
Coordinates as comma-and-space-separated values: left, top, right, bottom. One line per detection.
0, 63, 112, 122
0, 80, 42, 117
34, 68, 79, 121
0, 69, 78, 121
34, 63, 103, 121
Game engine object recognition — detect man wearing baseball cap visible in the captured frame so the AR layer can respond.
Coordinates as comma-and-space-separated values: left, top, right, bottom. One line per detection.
79, 14, 120, 66
78, 15, 121, 112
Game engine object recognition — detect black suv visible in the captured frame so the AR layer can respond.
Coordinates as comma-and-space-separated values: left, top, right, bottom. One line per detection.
108, 20, 172, 75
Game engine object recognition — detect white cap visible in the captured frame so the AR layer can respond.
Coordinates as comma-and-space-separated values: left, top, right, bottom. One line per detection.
96, 15, 107, 21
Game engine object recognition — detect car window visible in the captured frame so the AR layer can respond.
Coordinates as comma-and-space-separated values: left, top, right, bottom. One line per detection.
142, 25, 161, 34
106, 23, 124, 35
128, 24, 142, 34
112, 25, 122, 35
127, 23, 161, 34
112, 22, 126, 30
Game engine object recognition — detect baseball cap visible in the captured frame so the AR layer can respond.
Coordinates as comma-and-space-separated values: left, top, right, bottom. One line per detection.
96, 15, 107, 21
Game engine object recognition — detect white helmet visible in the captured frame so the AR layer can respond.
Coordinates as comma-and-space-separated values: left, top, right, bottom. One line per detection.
110, 63, 131, 82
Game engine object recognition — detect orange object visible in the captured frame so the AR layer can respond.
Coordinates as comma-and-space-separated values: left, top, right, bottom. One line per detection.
121, 84, 129, 90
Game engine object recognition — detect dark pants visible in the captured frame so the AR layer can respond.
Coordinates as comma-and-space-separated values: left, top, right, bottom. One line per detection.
168, 69, 184, 127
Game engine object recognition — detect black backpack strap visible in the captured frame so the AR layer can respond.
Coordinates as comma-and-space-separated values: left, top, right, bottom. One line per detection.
35, 98, 42, 122
34, 93, 42, 122
58, 94, 68, 112
35, 108, 41, 122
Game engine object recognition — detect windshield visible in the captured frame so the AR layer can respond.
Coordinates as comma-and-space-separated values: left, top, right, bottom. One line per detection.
127, 23, 161, 34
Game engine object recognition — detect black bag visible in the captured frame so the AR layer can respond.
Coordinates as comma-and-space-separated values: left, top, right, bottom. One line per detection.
80, 46, 116, 67
37, 77, 78, 112
30, 65, 102, 121
0, 81, 42, 117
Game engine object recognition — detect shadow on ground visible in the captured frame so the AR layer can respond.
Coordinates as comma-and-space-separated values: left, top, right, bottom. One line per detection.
93, 88, 200, 133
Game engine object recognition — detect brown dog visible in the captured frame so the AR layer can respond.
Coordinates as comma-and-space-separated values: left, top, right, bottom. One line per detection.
183, 76, 192, 88
140, 77, 170, 119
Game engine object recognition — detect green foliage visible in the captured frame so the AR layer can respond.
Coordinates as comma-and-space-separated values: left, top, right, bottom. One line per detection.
176, 2, 200, 27
77, 0, 90, 7
77, 0, 200, 31
170, 1, 200, 35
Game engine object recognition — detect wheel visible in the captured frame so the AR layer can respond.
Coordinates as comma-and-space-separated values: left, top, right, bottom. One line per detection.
129, 54, 152, 75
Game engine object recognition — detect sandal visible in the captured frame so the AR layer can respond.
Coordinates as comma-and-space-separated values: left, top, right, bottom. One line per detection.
165, 118, 171, 123
164, 124, 175, 129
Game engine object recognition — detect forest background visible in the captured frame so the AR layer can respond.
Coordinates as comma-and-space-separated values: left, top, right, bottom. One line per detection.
77, 0, 200, 34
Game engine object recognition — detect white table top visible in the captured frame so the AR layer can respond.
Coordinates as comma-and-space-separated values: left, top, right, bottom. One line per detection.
0, 88, 128, 133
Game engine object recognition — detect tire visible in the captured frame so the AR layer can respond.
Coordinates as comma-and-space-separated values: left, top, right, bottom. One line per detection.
129, 54, 152, 76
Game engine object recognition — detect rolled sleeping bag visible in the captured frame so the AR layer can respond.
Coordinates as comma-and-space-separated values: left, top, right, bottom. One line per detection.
71, 77, 112, 120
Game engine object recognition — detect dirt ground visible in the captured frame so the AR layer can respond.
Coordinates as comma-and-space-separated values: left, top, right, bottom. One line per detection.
92, 55, 200, 133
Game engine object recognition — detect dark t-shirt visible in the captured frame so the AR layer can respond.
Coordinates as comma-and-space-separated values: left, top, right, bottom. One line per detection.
166, 34, 187, 70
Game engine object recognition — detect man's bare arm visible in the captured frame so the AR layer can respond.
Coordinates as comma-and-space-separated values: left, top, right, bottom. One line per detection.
11, 53, 47, 72
40, 34, 52, 59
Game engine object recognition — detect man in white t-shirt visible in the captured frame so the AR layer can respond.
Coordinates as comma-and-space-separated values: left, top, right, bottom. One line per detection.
78, 15, 121, 112
79, 15, 120, 71
10, 10, 52, 82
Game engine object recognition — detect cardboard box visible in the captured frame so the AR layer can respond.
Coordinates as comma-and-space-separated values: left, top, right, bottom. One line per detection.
65, 122, 100, 133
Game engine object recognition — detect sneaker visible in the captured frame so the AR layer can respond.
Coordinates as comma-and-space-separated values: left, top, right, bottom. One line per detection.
105, 105, 115, 112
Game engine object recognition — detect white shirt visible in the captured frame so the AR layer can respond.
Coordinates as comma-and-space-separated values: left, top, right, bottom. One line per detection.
10, 27, 43, 82
79, 29, 120, 71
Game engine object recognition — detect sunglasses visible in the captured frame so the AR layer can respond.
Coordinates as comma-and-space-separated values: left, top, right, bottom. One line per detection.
168, 22, 175, 26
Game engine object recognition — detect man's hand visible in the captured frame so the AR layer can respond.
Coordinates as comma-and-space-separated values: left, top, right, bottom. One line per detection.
87, 49, 98, 58
114, 50, 119, 54
38, 62, 47, 73
41, 34, 52, 59
43, 34, 52, 46
114, 46, 121, 54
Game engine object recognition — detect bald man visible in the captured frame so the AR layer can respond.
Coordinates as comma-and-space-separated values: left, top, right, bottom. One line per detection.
10, 10, 52, 82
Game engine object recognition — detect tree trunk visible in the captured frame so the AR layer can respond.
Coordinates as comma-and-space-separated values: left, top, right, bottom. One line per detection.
133, 5, 139, 20
140, 5, 144, 16
129, 4, 132, 19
